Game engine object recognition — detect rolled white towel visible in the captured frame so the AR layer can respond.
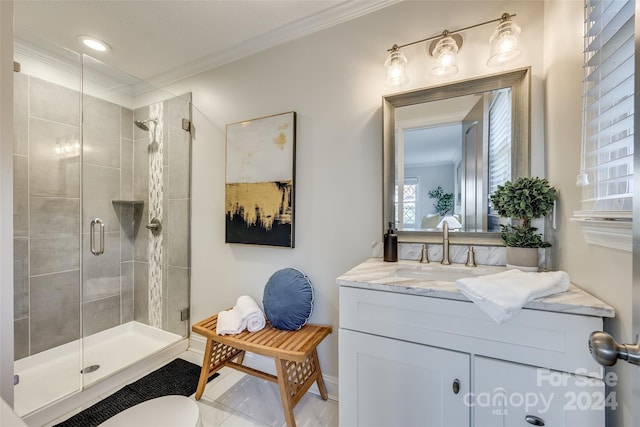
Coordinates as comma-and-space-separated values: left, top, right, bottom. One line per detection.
216, 295, 266, 335
456, 269, 570, 324
216, 308, 244, 336
236, 295, 266, 332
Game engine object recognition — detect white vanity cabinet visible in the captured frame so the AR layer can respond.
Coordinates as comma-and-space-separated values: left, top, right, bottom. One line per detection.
338, 282, 610, 427
474, 357, 605, 426
340, 329, 470, 426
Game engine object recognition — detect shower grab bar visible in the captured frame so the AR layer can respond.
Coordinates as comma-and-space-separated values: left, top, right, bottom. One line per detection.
90, 218, 105, 256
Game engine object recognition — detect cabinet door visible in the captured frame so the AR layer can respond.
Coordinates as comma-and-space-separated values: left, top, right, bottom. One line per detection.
474, 357, 606, 427
339, 328, 470, 427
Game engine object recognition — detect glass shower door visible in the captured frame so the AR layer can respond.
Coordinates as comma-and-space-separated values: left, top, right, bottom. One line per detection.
12, 37, 192, 419
12, 39, 84, 416
80, 55, 131, 386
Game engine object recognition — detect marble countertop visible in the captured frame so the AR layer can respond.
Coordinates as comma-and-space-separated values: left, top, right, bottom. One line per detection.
336, 258, 615, 318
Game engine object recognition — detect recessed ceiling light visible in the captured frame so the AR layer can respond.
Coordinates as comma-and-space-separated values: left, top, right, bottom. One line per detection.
77, 35, 111, 53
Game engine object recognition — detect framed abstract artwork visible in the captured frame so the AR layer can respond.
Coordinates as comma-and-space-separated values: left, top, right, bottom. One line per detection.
225, 111, 296, 247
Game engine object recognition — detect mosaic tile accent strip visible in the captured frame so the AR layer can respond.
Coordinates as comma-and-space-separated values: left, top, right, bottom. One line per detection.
148, 102, 164, 328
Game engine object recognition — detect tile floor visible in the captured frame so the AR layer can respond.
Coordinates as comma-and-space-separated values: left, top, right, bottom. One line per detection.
179, 351, 339, 427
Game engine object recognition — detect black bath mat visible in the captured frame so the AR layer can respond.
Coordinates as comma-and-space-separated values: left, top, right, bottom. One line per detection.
55, 358, 218, 427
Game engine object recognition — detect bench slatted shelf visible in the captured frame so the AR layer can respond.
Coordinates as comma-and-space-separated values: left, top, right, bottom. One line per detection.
192, 314, 332, 427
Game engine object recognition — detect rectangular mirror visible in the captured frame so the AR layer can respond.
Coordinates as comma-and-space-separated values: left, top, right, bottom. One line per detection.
383, 67, 530, 243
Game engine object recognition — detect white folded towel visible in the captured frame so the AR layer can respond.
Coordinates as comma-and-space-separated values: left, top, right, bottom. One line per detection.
455, 269, 570, 324
216, 295, 266, 335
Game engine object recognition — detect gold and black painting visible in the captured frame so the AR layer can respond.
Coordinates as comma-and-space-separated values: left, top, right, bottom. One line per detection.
225, 111, 296, 247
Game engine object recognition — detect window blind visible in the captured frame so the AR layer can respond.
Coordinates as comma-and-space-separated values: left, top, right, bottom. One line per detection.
488, 88, 512, 213
581, 0, 634, 216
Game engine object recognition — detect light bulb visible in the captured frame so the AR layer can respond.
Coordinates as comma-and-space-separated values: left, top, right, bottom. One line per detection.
497, 34, 517, 53
439, 51, 455, 67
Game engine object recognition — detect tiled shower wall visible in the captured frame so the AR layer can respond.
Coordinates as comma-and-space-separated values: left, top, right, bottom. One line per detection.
82, 92, 135, 338
13, 73, 83, 358
13, 72, 191, 359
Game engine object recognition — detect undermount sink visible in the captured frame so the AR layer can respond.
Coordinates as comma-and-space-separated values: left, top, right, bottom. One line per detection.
391, 265, 497, 283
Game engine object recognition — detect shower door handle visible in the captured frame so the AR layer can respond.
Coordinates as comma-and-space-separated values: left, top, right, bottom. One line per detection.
90, 218, 105, 256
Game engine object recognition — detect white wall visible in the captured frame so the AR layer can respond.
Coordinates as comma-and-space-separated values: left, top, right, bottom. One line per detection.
544, 1, 633, 425
164, 1, 545, 381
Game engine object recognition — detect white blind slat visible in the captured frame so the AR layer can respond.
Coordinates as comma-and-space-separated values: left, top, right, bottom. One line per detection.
585, 49, 633, 95
585, 21, 633, 69
585, 0, 633, 50
585, 0, 626, 36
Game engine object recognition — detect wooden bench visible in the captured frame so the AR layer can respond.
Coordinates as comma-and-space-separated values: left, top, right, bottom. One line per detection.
191, 314, 332, 427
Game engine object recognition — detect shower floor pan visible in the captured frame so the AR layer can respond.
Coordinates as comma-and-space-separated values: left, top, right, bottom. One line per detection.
14, 321, 182, 417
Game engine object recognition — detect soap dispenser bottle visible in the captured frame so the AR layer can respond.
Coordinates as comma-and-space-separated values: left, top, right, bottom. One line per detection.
383, 222, 398, 262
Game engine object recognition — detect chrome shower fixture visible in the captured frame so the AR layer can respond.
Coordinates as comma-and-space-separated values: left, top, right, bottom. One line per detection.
134, 118, 157, 131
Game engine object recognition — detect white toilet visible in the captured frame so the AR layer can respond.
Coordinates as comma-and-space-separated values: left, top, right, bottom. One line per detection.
98, 395, 201, 427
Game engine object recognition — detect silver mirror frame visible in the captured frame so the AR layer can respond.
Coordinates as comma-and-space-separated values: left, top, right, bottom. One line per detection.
383, 67, 531, 245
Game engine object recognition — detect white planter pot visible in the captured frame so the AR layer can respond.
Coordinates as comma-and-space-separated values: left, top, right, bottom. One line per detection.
506, 247, 539, 272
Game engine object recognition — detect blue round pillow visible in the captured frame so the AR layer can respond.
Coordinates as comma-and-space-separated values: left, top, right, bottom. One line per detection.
263, 268, 314, 331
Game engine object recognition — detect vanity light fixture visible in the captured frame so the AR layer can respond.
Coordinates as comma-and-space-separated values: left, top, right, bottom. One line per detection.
384, 12, 520, 87
384, 44, 409, 87
77, 35, 111, 53
487, 14, 521, 67
429, 32, 462, 76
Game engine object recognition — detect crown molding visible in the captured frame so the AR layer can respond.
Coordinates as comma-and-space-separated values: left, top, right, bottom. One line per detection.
15, 40, 139, 98
14, 41, 80, 79
144, 0, 401, 90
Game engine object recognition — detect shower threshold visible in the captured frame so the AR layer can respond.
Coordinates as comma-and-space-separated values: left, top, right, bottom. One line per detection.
14, 321, 183, 418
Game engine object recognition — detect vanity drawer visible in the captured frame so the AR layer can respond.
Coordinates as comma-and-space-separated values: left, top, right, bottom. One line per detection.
339, 286, 604, 377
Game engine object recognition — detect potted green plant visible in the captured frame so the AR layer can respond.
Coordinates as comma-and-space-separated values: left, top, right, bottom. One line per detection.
489, 177, 557, 270
428, 186, 454, 216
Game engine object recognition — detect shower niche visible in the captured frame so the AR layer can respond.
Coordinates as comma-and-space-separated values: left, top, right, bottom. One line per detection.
12, 44, 193, 417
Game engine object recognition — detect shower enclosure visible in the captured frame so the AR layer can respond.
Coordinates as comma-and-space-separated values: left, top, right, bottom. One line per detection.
12, 39, 192, 417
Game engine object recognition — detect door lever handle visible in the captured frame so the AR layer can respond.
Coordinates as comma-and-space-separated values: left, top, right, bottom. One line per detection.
589, 331, 640, 366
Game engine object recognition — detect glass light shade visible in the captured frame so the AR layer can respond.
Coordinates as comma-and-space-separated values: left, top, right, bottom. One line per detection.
384, 48, 409, 87
487, 20, 521, 67
430, 36, 459, 76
